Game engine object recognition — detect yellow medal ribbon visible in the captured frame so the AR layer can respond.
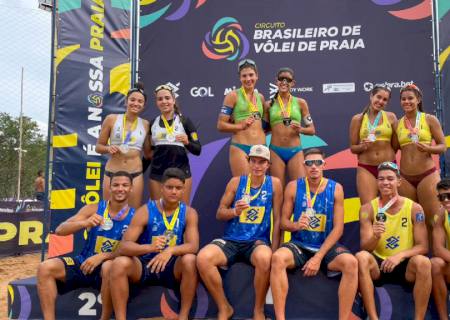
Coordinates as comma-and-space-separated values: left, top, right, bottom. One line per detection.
305, 177, 324, 209
240, 87, 259, 113
244, 174, 267, 201
161, 114, 176, 136
122, 114, 138, 144
277, 94, 292, 118
161, 200, 180, 231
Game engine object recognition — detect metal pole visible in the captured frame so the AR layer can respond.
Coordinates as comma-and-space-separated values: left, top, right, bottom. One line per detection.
130, 0, 139, 85
17, 67, 24, 201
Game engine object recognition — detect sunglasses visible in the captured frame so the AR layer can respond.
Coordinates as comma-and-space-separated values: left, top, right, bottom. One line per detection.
238, 59, 256, 70
377, 161, 399, 175
437, 192, 450, 202
373, 84, 391, 92
277, 76, 293, 84
154, 84, 173, 93
304, 159, 325, 167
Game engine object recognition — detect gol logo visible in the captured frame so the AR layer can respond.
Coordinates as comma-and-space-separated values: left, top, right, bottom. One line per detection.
202, 17, 249, 61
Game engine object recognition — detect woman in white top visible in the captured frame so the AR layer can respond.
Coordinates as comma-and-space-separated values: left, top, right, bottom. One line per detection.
96, 83, 151, 208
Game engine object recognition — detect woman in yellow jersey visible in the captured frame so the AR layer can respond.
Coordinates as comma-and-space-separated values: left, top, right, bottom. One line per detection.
394, 84, 446, 227
96, 83, 151, 208
266, 67, 315, 186
217, 59, 267, 176
349, 86, 397, 204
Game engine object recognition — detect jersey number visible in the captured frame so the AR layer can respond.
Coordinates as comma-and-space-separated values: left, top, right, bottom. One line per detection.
401, 217, 407, 228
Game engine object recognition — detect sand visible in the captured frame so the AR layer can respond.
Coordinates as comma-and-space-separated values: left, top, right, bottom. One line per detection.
0, 253, 41, 319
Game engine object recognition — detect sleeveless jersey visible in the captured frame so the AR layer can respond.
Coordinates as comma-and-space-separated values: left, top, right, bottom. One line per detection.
138, 200, 187, 260
269, 96, 302, 126
223, 175, 273, 243
291, 178, 336, 252
232, 88, 264, 122
359, 111, 392, 142
151, 115, 186, 148
109, 114, 146, 150
397, 113, 432, 147
77, 200, 135, 263
371, 197, 414, 260
443, 210, 450, 247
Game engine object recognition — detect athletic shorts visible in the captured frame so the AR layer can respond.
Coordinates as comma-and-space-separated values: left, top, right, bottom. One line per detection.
211, 238, 269, 266
139, 256, 178, 288
56, 256, 102, 295
373, 255, 410, 286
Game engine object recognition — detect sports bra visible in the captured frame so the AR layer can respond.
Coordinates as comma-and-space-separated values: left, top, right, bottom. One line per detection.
109, 114, 146, 150
151, 114, 186, 147
232, 88, 264, 122
359, 111, 392, 142
269, 95, 302, 126
396, 112, 432, 147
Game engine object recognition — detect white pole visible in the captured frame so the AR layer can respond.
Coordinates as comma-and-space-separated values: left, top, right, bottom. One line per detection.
17, 67, 24, 200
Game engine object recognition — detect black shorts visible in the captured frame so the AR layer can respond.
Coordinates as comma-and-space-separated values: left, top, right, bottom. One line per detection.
56, 256, 102, 295
282, 242, 351, 275
105, 170, 142, 179
149, 163, 191, 182
373, 255, 410, 286
211, 238, 269, 266
139, 256, 178, 288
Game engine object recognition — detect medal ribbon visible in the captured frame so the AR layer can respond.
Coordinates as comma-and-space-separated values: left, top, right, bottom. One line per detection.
161, 114, 176, 136
378, 196, 397, 214
240, 87, 259, 113
404, 112, 420, 136
122, 114, 138, 144
277, 94, 292, 118
244, 174, 267, 201
160, 199, 180, 231
305, 177, 324, 209
366, 111, 382, 137
103, 201, 129, 221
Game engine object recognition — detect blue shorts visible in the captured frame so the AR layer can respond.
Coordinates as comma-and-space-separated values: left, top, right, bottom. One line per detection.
56, 256, 102, 294
212, 238, 269, 265
139, 256, 178, 288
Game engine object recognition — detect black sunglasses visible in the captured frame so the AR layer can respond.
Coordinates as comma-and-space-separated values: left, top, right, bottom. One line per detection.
278, 76, 293, 83
238, 59, 256, 70
437, 192, 450, 202
304, 159, 324, 167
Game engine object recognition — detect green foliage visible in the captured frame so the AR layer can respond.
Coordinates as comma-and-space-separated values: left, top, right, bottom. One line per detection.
0, 112, 47, 199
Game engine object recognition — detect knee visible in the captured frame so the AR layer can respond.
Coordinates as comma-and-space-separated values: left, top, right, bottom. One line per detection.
253, 251, 272, 271
341, 255, 358, 274
196, 249, 213, 271
271, 251, 287, 271
355, 251, 370, 266
431, 257, 445, 277
37, 260, 55, 279
412, 255, 432, 276
101, 260, 113, 278
181, 254, 197, 273
111, 256, 131, 278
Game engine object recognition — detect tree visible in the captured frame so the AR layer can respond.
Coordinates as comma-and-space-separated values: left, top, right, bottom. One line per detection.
0, 112, 47, 199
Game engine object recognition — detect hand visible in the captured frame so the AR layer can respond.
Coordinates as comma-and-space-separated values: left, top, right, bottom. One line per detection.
108, 145, 120, 154
296, 214, 310, 231
82, 214, 103, 228
151, 236, 167, 252
302, 255, 322, 276
147, 249, 173, 273
234, 199, 250, 216
80, 254, 104, 275
372, 221, 385, 239
416, 142, 430, 153
380, 253, 404, 273
239, 117, 255, 130
175, 133, 189, 145
359, 139, 374, 151
289, 122, 302, 134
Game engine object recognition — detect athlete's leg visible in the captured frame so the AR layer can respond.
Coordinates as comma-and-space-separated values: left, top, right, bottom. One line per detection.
230, 145, 250, 177
37, 258, 66, 320
250, 245, 272, 320
356, 166, 379, 205
100, 260, 114, 320
173, 254, 198, 320
102, 174, 111, 202
431, 257, 450, 320
149, 179, 162, 200
269, 149, 287, 187
327, 253, 358, 320
196, 244, 232, 320
270, 247, 297, 320
417, 171, 441, 241
398, 176, 418, 202
110, 256, 142, 320
405, 255, 431, 319
181, 177, 192, 204
286, 150, 305, 182
128, 174, 143, 208
355, 251, 381, 320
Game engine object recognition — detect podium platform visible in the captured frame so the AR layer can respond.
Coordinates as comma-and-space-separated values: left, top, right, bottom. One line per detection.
7, 262, 442, 319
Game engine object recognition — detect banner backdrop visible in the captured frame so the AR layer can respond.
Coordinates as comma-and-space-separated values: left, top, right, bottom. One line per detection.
50, 0, 131, 256
138, 0, 435, 249
440, 0, 450, 172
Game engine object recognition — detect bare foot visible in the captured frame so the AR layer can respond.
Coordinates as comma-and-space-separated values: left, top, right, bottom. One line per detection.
253, 309, 266, 320
218, 304, 234, 320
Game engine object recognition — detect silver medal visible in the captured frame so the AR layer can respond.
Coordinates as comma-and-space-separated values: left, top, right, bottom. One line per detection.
368, 133, 376, 142
242, 194, 251, 204
305, 207, 316, 217
166, 133, 176, 143
102, 218, 114, 231
164, 229, 175, 245
411, 134, 419, 143
119, 144, 129, 154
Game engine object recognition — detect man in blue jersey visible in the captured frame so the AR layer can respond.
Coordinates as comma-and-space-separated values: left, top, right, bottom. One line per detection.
270, 148, 358, 320
197, 144, 283, 320
37, 171, 135, 320
109, 168, 199, 320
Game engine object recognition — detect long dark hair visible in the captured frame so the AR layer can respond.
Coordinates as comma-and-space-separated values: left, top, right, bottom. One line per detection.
400, 84, 424, 112
154, 85, 182, 116
127, 81, 147, 102
270, 67, 295, 107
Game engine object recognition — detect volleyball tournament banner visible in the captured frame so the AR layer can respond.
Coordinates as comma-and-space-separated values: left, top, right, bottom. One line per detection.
50, 0, 131, 257
440, 0, 450, 172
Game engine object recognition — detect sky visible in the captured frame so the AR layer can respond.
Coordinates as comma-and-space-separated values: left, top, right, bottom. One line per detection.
0, 0, 51, 135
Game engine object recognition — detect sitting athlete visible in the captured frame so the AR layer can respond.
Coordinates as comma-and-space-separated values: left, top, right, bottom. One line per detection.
357, 161, 431, 319
109, 168, 199, 320
197, 144, 283, 320
270, 148, 358, 320
431, 178, 450, 320
37, 171, 135, 320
